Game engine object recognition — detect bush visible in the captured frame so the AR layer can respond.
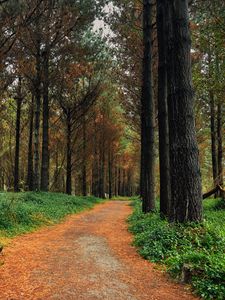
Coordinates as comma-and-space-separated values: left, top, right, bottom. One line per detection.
128, 199, 225, 300
0, 192, 103, 238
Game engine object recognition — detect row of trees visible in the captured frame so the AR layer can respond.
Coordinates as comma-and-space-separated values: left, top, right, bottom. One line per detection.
109, 0, 224, 222
0, 1, 224, 224
0, 0, 139, 197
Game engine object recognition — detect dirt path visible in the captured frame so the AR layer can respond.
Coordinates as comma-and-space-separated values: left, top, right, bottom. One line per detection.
0, 201, 198, 300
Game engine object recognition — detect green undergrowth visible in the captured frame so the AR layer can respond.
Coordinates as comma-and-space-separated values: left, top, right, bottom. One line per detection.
0, 192, 103, 244
128, 198, 225, 300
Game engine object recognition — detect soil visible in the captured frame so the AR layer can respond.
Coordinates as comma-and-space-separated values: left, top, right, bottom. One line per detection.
0, 201, 198, 300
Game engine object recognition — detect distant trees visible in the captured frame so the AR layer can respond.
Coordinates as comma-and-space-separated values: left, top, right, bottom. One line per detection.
191, 0, 224, 195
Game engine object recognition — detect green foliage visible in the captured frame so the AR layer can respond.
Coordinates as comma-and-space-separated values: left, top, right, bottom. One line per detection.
0, 192, 103, 238
128, 199, 225, 300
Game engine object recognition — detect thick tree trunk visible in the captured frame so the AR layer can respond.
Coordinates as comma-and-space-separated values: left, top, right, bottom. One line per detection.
157, 0, 171, 217
167, 0, 202, 222
14, 78, 22, 192
66, 112, 72, 195
26, 96, 34, 190
141, 0, 155, 213
41, 52, 50, 191
82, 116, 87, 196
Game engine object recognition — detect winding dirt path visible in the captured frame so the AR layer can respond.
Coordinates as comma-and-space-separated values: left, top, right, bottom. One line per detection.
0, 201, 198, 300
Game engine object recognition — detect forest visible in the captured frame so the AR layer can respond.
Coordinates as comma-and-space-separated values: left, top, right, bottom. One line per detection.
0, 0, 224, 300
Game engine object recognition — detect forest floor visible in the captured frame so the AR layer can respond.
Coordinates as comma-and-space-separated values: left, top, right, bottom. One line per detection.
0, 201, 198, 300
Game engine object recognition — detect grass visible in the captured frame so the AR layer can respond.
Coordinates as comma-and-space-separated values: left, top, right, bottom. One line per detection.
0, 192, 103, 246
128, 198, 225, 300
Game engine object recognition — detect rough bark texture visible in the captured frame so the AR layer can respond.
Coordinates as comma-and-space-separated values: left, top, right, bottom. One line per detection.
157, 0, 171, 217
66, 112, 72, 195
141, 0, 155, 213
167, 0, 202, 222
41, 52, 50, 191
26, 96, 34, 190
14, 78, 22, 192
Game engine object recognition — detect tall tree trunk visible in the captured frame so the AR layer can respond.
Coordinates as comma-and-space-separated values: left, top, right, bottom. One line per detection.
99, 138, 105, 198
33, 46, 41, 191
209, 91, 218, 185
26, 95, 34, 190
122, 169, 126, 196
14, 77, 22, 192
141, 0, 155, 213
157, 0, 171, 217
82, 116, 87, 196
217, 99, 223, 189
167, 0, 202, 222
118, 166, 121, 196
108, 148, 112, 199
114, 165, 118, 197
92, 118, 99, 197
41, 52, 49, 191
66, 111, 72, 195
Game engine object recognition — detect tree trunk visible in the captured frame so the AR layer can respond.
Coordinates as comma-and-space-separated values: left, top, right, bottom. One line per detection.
118, 166, 121, 196
99, 138, 105, 198
82, 116, 87, 196
26, 95, 34, 190
66, 112, 72, 195
141, 0, 155, 213
92, 118, 99, 197
114, 166, 118, 197
167, 0, 202, 222
157, 0, 171, 217
210, 91, 218, 185
14, 77, 22, 192
41, 52, 49, 191
33, 47, 41, 191
108, 148, 112, 199
217, 99, 223, 189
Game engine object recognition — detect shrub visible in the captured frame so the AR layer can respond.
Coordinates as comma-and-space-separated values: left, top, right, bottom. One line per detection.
128, 199, 225, 300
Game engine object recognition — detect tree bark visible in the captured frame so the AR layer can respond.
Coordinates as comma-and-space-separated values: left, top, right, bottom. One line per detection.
167, 0, 202, 222
33, 35, 41, 191
217, 99, 223, 189
108, 148, 112, 199
141, 0, 155, 213
66, 111, 72, 195
82, 116, 87, 196
14, 77, 22, 192
92, 118, 99, 197
41, 51, 50, 191
26, 95, 34, 190
210, 91, 218, 185
157, 0, 171, 217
